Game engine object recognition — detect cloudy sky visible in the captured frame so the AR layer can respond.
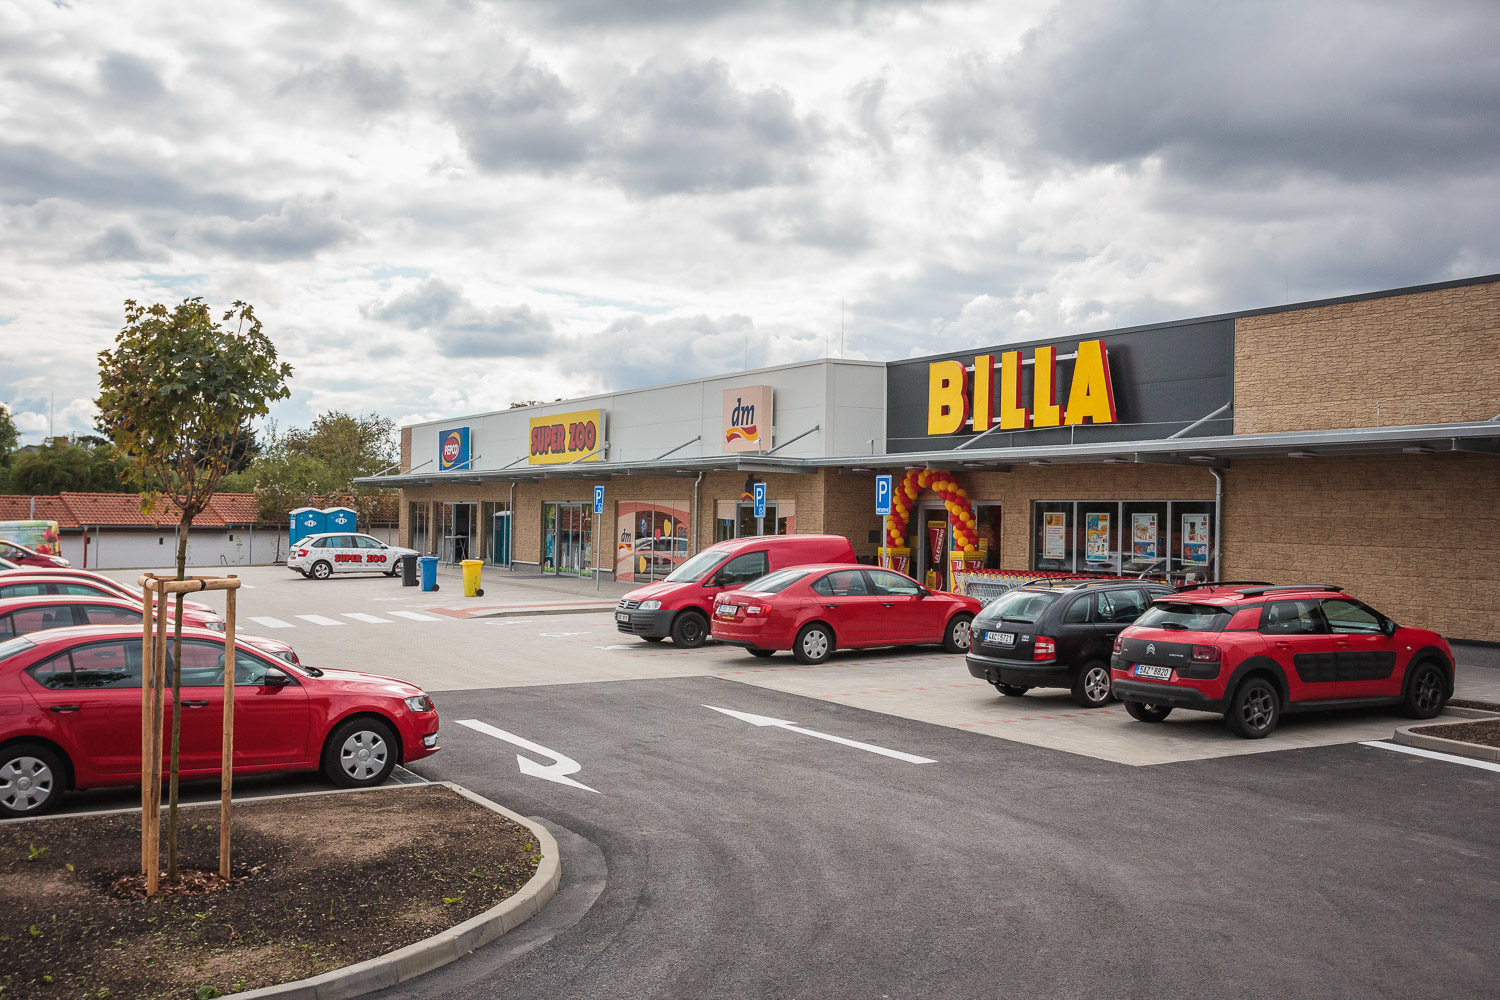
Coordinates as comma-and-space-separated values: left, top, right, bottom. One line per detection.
3, 0, 1498, 444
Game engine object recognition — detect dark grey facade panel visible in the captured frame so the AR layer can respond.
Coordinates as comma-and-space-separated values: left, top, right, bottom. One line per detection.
886, 318, 1235, 453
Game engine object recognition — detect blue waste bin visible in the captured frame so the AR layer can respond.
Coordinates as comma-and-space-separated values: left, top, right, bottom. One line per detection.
418, 556, 440, 592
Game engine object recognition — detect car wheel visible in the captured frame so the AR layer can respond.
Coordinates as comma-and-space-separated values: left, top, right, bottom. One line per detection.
1402, 660, 1448, 719
670, 610, 709, 648
748, 649, 775, 658
995, 684, 1029, 698
321, 718, 398, 788
1226, 677, 1280, 739
1071, 661, 1114, 708
0, 743, 66, 819
942, 613, 974, 654
310, 560, 332, 580
641, 635, 665, 643
793, 623, 834, 665
1125, 701, 1172, 723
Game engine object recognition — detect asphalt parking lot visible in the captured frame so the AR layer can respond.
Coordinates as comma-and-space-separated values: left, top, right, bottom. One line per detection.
83, 564, 1500, 998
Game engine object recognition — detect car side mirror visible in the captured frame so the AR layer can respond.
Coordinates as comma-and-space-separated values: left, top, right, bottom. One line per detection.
265, 668, 290, 687
1383, 620, 1397, 635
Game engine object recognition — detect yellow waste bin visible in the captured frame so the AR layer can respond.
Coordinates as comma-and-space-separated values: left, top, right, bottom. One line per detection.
461, 559, 484, 597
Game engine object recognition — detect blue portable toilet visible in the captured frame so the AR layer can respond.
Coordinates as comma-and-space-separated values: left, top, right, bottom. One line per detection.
323, 507, 358, 534
290, 507, 325, 543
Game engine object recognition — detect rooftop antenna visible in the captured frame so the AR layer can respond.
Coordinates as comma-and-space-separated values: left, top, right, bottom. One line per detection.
840, 298, 845, 358
49, 391, 54, 440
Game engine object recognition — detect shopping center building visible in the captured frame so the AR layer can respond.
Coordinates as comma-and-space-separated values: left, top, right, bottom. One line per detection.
358, 274, 1500, 641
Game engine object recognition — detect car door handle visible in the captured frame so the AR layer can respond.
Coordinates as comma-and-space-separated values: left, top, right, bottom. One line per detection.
1274, 641, 1292, 649
48, 704, 81, 713
181, 700, 210, 708
824, 603, 839, 609
881, 602, 894, 607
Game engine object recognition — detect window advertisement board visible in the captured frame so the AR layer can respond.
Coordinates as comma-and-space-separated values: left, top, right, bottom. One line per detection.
438, 426, 470, 471
1182, 512, 1211, 566
529, 409, 605, 465
722, 386, 773, 453
1085, 512, 1112, 564
1043, 511, 1067, 559
616, 501, 691, 582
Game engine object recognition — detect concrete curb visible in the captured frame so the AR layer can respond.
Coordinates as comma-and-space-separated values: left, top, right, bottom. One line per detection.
1394, 718, 1500, 764
231, 781, 560, 999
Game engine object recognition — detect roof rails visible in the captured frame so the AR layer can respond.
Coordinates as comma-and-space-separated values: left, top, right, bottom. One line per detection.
1235, 584, 1344, 596
1175, 580, 1273, 592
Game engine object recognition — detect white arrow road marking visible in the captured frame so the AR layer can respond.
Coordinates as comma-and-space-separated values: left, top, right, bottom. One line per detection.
704, 705, 936, 764
456, 719, 599, 792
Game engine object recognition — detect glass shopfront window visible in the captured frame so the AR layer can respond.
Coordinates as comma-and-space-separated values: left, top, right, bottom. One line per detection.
1032, 500, 1216, 580
714, 500, 794, 541
409, 502, 430, 555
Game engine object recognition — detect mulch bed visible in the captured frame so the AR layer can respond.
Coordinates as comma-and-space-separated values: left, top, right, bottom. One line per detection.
0, 785, 541, 1000
1448, 698, 1500, 712
1412, 717, 1500, 748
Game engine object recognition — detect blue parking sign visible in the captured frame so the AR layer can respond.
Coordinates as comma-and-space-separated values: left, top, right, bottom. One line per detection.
875, 474, 892, 515
752, 482, 767, 518
593, 485, 605, 514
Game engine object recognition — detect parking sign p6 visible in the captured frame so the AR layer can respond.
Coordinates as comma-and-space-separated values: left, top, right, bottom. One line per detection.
439, 427, 470, 471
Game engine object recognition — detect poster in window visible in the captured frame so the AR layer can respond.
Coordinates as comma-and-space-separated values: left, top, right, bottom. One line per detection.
1043, 512, 1067, 559
1182, 513, 1210, 565
1085, 512, 1110, 563
1132, 513, 1158, 560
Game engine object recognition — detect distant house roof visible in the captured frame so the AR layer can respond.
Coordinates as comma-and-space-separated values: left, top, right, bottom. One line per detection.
0, 492, 398, 529
0, 495, 79, 529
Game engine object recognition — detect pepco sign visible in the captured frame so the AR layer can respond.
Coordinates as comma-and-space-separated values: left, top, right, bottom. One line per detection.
927, 339, 1117, 435
437, 426, 471, 470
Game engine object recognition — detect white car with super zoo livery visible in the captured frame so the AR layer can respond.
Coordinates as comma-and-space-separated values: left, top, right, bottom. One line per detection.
287, 532, 418, 580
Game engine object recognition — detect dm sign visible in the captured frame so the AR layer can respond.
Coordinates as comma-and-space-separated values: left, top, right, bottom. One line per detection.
529, 408, 605, 465
438, 427, 471, 471
722, 385, 772, 453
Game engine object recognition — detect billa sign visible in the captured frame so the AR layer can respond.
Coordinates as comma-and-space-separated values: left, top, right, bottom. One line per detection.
722, 385, 772, 453
927, 339, 1117, 435
529, 408, 605, 465
438, 426, 471, 471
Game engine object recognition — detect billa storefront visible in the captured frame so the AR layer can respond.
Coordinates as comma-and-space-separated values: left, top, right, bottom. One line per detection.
363, 274, 1500, 641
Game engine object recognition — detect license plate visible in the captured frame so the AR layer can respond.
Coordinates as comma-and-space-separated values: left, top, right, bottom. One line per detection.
1134, 664, 1172, 680
615, 612, 630, 622
718, 605, 739, 616
987, 631, 1015, 647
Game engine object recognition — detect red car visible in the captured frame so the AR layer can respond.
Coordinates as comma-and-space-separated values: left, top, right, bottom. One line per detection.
710, 564, 981, 663
0, 593, 235, 639
0, 539, 68, 569
0, 624, 440, 817
0, 570, 216, 615
1111, 583, 1454, 738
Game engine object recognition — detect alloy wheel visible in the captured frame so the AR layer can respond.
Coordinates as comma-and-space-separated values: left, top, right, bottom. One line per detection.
1414, 668, 1444, 714
0, 756, 54, 813
1241, 687, 1275, 731
339, 731, 389, 781
1082, 666, 1111, 704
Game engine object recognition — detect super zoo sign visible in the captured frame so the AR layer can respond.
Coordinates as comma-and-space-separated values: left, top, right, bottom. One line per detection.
926, 339, 1117, 435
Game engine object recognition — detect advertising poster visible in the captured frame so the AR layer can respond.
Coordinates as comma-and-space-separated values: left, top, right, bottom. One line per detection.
1182, 513, 1210, 565
1085, 512, 1111, 563
437, 426, 470, 471
1132, 513, 1158, 560
1042, 512, 1067, 559
615, 501, 691, 582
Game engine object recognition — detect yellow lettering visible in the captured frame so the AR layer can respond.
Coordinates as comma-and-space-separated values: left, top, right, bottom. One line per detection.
971, 355, 993, 432
999, 351, 1030, 430
926, 360, 969, 434
1064, 339, 1117, 424
1032, 345, 1064, 427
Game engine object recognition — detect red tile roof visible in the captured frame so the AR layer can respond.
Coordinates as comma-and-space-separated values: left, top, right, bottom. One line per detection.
0, 495, 79, 529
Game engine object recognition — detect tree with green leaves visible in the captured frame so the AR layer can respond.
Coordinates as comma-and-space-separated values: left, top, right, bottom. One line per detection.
96, 297, 292, 883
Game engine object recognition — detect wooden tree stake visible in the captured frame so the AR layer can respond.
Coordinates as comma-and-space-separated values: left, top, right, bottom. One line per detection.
219, 581, 237, 879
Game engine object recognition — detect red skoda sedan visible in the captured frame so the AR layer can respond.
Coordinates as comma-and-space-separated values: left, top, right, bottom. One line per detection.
710, 564, 981, 663
0, 625, 440, 817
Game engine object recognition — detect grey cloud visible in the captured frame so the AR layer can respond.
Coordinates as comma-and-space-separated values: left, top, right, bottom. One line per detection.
718, 194, 872, 253
848, 73, 892, 154
446, 59, 590, 174
196, 194, 358, 260
278, 55, 410, 113
927, 0, 1500, 184
98, 52, 167, 104
0, 142, 265, 216
505, 0, 949, 28
570, 313, 757, 388
362, 278, 558, 358
80, 223, 169, 262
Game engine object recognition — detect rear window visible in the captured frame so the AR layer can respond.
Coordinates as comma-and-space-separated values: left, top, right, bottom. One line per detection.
977, 589, 1061, 625
1134, 602, 1232, 632
0, 636, 37, 664
741, 569, 809, 594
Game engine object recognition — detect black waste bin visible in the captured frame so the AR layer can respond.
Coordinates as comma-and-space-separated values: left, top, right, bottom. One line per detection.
401, 554, 418, 587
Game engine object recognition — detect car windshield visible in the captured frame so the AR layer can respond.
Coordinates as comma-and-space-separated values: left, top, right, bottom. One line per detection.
663, 549, 724, 583
0, 635, 37, 663
977, 589, 1061, 624
739, 570, 809, 594
1134, 602, 1232, 632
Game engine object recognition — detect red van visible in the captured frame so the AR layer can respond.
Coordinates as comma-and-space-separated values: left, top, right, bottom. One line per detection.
614, 534, 857, 647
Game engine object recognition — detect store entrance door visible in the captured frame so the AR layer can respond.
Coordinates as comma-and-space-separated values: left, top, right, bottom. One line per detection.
915, 505, 950, 591
440, 503, 477, 564
543, 502, 592, 577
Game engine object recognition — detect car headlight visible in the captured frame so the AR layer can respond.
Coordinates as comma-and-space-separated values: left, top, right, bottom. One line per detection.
638, 599, 661, 610
203, 620, 227, 632
405, 694, 435, 713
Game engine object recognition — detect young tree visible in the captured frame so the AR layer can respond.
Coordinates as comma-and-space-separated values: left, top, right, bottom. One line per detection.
96, 298, 291, 882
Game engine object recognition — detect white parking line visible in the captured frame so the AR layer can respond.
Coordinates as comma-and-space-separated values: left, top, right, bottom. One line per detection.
247, 615, 294, 629
343, 612, 393, 624
387, 610, 442, 622
296, 615, 346, 627
1360, 740, 1500, 773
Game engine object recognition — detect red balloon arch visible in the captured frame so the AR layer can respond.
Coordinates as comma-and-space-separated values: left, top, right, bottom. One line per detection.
884, 469, 978, 555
